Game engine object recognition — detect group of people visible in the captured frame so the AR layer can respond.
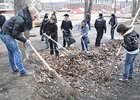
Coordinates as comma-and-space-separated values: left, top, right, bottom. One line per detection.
0, 6, 139, 82
40, 12, 117, 52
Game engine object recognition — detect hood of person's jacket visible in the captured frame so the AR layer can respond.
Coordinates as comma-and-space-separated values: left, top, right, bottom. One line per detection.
18, 7, 32, 30
123, 26, 134, 36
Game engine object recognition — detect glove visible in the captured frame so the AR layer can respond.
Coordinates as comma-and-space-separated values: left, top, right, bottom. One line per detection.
25, 39, 31, 46
121, 42, 126, 48
48, 36, 51, 39
43, 33, 46, 36
69, 29, 72, 34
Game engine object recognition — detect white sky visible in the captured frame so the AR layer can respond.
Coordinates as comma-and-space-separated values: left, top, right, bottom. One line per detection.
40, 0, 66, 3
40, 0, 132, 3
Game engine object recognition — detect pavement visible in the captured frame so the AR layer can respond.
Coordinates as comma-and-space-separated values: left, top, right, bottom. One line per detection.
0, 17, 139, 55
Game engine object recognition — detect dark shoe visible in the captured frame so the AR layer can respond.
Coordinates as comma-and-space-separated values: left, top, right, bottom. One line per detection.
41, 36, 45, 41
128, 77, 133, 79
12, 70, 19, 74
45, 46, 49, 49
55, 55, 59, 59
20, 71, 32, 77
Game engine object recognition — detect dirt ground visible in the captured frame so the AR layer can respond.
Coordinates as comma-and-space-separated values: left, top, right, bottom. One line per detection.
0, 21, 140, 100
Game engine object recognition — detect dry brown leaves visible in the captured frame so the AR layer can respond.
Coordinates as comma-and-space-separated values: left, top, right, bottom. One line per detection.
30, 39, 124, 100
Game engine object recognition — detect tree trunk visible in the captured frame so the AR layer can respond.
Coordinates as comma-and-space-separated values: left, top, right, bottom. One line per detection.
14, 0, 30, 61
138, 0, 140, 19
88, 0, 92, 18
132, 0, 137, 17
14, 0, 28, 14
84, 0, 89, 18
84, 0, 92, 19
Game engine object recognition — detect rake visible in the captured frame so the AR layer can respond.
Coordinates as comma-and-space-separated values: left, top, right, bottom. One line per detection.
104, 7, 140, 81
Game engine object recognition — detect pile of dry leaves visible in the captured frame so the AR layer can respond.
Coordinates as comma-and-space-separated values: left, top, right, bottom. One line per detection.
30, 40, 125, 100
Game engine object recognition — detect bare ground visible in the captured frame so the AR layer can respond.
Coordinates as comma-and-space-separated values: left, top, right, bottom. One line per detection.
0, 22, 140, 100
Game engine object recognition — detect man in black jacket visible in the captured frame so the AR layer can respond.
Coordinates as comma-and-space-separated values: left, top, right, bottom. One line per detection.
61, 14, 73, 47
44, 17, 59, 58
0, 6, 39, 76
94, 13, 106, 47
109, 14, 117, 39
117, 24, 139, 81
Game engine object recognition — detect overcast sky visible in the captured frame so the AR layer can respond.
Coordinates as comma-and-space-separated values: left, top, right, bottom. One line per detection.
40, 0, 66, 3
40, 0, 132, 3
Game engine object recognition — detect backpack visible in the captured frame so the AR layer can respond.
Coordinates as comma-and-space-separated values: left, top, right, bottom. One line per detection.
0, 15, 6, 27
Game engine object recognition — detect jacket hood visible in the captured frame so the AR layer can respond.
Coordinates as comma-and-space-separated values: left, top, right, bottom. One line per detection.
123, 26, 134, 36
18, 7, 32, 30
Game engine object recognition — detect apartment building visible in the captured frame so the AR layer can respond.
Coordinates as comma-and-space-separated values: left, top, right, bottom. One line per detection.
67, 0, 113, 4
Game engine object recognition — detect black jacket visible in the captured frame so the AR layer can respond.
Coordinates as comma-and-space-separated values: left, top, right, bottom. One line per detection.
44, 21, 58, 41
0, 14, 6, 28
109, 17, 117, 28
1, 7, 32, 43
122, 28, 139, 51
61, 20, 73, 31
85, 13, 90, 22
40, 19, 49, 35
94, 17, 106, 32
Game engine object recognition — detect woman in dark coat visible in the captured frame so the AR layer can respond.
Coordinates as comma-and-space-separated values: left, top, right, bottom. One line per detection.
0, 6, 39, 76
44, 17, 59, 58
40, 13, 49, 41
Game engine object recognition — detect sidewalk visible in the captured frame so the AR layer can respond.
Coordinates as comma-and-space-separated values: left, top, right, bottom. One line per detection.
0, 19, 139, 55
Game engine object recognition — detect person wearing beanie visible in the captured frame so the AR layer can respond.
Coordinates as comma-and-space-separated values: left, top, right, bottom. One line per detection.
44, 17, 59, 58
40, 13, 49, 42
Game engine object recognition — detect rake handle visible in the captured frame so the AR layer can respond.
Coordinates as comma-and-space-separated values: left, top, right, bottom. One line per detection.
30, 44, 77, 98
105, 8, 140, 81
131, 7, 140, 27
45, 34, 71, 54
30, 44, 53, 71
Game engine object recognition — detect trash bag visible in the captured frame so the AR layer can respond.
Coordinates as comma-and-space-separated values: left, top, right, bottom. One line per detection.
87, 37, 90, 44
63, 30, 76, 46
69, 35, 76, 45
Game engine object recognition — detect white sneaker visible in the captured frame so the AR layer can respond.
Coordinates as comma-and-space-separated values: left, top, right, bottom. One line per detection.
119, 78, 128, 82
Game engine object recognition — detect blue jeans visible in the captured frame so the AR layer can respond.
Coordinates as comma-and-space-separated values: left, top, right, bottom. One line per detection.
45, 36, 49, 49
0, 34, 27, 74
87, 21, 91, 30
111, 27, 115, 39
81, 37, 88, 51
123, 53, 138, 79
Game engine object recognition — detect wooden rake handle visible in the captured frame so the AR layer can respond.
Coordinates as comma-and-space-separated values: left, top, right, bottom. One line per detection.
30, 44, 77, 98
131, 7, 140, 27
45, 34, 71, 54
30, 44, 53, 71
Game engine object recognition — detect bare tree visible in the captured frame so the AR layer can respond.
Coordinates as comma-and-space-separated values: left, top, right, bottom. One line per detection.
84, 0, 93, 18
132, 0, 140, 20
14, 0, 28, 14
14, 0, 30, 61
138, 0, 140, 19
